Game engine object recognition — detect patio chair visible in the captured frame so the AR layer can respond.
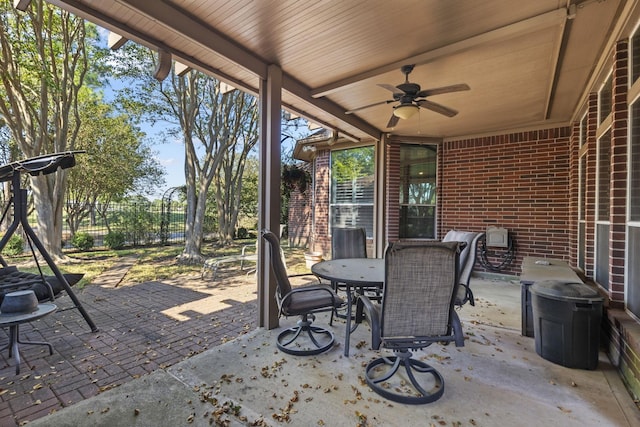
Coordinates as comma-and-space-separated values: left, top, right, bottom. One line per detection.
355, 240, 465, 404
331, 227, 367, 260
330, 227, 369, 314
442, 230, 484, 306
262, 229, 344, 356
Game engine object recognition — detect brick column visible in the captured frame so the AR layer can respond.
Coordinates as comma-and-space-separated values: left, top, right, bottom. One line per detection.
609, 39, 629, 305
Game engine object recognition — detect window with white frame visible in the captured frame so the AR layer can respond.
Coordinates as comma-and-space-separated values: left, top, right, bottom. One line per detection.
628, 98, 640, 318
599, 74, 612, 125
398, 144, 438, 239
633, 29, 640, 84
330, 146, 375, 238
595, 128, 611, 289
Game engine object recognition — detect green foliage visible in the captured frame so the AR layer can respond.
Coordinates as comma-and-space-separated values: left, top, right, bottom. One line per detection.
117, 200, 158, 246
65, 89, 165, 235
72, 232, 94, 251
282, 163, 311, 193
0, 1, 105, 257
104, 231, 126, 250
238, 157, 259, 221
237, 227, 248, 239
331, 146, 375, 183
280, 162, 311, 225
4, 235, 24, 256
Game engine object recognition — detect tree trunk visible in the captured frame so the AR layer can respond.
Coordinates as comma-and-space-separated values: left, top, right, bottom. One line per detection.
31, 173, 66, 260
178, 139, 207, 264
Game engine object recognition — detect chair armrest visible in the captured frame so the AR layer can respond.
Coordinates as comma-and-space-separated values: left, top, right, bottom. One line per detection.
286, 284, 337, 296
279, 284, 344, 310
241, 244, 255, 256
288, 272, 334, 287
288, 272, 318, 279
355, 295, 381, 350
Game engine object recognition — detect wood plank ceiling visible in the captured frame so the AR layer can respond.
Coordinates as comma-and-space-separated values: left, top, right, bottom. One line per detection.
48, 0, 625, 142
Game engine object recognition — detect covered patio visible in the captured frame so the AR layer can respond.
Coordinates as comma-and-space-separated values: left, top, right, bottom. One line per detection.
12, 0, 640, 421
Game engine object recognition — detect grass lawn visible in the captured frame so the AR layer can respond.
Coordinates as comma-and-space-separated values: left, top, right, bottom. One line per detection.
3, 239, 310, 287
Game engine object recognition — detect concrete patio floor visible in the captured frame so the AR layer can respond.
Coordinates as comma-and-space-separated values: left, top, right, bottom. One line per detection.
15, 275, 640, 426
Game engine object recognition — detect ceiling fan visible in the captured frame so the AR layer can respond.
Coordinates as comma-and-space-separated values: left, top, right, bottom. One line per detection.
345, 64, 470, 128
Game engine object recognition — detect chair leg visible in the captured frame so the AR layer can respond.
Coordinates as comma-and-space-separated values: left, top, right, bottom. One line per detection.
365, 349, 445, 404
276, 314, 335, 356
451, 311, 465, 347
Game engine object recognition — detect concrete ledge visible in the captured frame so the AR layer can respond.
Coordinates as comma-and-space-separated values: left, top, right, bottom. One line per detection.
605, 308, 640, 402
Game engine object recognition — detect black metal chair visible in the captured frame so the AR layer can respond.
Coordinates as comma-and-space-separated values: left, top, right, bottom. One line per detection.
355, 240, 465, 404
330, 227, 370, 314
262, 229, 344, 356
331, 227, 367, 260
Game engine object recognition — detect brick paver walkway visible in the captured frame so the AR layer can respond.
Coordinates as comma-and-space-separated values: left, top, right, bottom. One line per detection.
0, 259, 258, 427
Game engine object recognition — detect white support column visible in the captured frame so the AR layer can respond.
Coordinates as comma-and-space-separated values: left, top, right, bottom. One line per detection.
258, 64, 282, 329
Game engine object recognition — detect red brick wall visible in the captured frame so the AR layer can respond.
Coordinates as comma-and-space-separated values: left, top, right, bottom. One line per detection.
585, 92, 598, 280
600, 39, 639, 402
440, 128, 572, 276
310, 132, 573, 276
568, 119, 580, 269
610, 39, 628, 304
287, 185, 311, 248
311, 150, 331, 256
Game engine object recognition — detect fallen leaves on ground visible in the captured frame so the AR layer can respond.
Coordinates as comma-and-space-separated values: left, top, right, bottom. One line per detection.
272, 390, 299, 422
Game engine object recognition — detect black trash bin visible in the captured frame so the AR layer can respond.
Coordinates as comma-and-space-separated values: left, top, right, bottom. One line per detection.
530, 280, 603, 370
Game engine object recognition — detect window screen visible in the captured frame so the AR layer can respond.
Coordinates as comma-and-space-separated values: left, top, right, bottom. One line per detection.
330, 146, 375, 237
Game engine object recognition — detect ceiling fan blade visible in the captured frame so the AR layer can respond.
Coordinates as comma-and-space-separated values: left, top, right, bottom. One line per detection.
417, 99, 458, 117
346, 99, 394, 114
417, 83, 470, 98
386, 114, 400, 128
378, 83, 404, 95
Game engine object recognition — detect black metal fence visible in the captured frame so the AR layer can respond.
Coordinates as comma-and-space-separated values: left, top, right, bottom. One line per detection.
60, 200, 192, 249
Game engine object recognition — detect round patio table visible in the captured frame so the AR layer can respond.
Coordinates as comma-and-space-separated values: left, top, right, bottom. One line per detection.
0, 303, 57, 374
312, 258, 384, 356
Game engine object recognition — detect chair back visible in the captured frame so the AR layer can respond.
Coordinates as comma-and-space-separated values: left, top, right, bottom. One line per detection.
381, 241, 460, 340
442, 230, 484, 304
331, 227, 367, 259
261, 229, 292, 302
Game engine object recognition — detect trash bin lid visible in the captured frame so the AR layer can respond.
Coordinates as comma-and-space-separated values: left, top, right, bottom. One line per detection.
530, 280, 603, 302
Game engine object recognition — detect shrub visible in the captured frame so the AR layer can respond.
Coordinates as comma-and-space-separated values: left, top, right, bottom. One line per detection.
237, 227, 248, 239
4, 235, 24, 256
72, 232, 94, 251
119, 203, 157, 246
104, 231, 126, 250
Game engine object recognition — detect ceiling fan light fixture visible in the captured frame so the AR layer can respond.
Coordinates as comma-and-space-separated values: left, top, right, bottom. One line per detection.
393, 103, 419, 120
